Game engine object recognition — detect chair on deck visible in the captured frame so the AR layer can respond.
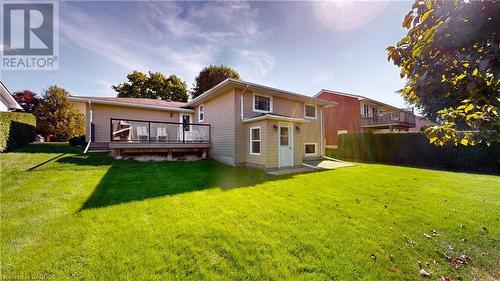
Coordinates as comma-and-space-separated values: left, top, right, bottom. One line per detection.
157, 127, 168, 142
191, 130, 200, 142
136, 126, 148, 142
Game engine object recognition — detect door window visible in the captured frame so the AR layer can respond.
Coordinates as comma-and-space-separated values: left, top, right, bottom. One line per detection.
182, 115, 191, 131
280, 127, 289, 146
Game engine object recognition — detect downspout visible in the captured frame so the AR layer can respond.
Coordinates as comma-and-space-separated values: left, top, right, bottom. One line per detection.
240, 84, 249, 120
320, 105, 325, 156
83, 101, 92, 153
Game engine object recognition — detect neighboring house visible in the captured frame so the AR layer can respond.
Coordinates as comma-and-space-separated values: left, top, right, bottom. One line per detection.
0, 82, 23, 112
69, 79, 336, 169
409, 116, 435, 132
315, 89, 416, 147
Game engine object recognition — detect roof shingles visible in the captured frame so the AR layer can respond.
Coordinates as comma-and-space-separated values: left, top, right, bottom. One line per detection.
71, 96, 187, 108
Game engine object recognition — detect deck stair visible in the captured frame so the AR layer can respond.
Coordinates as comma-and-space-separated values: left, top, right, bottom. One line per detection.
86, 142, 110, 153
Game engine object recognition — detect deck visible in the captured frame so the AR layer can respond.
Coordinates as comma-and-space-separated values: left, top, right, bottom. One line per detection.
107, 118, 211, 156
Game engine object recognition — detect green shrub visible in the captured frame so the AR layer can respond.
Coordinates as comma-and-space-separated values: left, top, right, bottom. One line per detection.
69, 135, 87, 147
328, 132, 499, 173
0, 112, 36, 152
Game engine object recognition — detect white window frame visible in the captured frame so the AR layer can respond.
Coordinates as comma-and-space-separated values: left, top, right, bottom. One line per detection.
253, 93, 273, 113
304, 104, 317, 119
249, 126, 261, 156
337, 130, 348, 135
304, 143, 318, 156
198, 104, 204, 122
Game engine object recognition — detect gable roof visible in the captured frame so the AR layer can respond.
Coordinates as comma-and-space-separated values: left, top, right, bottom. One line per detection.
315, 89, 400, 111
69, 96, 193, 113
0, 82, 23, 111
186, 78, 337, 107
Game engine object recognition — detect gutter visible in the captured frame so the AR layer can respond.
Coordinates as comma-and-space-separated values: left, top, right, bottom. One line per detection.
68, 97, 194, 113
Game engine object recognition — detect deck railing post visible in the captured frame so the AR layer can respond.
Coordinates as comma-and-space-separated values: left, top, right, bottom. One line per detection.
182, 124, 185, 143
148, 121, 151, 143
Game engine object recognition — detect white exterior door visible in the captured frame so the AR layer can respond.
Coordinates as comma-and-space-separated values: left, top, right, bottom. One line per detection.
179, 114, 192, 141
279, 123, 293, 167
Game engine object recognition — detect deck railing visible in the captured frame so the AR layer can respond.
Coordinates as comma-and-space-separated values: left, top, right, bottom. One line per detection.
110, 118, 211, 143
361, 111, 416, 127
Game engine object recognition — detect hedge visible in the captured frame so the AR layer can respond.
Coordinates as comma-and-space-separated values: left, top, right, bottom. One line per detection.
69, 135, 87, 147
0, 112, 36, 152
328, 132, 499, 173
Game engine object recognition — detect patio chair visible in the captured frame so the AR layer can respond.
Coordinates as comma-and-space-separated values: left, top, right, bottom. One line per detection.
191, 130, 200, 142
199, 129, 208, 142
136, 126, 148, 142
177, 127, 192, 142
157, 127, 168, 142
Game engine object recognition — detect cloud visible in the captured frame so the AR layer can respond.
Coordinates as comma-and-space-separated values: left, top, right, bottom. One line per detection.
311, 70, 335, 85
58, 1, 274, 88
59, 5, 151, 70
237, 50, 276, 76
188, 1, 260, 40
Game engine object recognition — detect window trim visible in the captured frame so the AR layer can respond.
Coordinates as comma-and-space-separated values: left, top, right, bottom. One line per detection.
252, 93, 273, 113
198, 104, 204, 122
337, 130, 348, 135
249, 126, 261, 156
304, 143, 318, 156
304, 104, 317, 119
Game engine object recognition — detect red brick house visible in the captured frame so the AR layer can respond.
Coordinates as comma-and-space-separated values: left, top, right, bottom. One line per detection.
315, 90, 416, 148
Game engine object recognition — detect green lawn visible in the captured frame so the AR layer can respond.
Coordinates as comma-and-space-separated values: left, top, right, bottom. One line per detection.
1, 143, 499, 280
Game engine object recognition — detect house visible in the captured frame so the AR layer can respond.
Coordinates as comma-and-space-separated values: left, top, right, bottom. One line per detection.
315, 89, 416, 148
69, 78, 336, 169
0, 82, 23, 112
409, 116, 435, 132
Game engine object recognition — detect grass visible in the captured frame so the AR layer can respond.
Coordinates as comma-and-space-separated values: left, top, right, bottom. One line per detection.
1, 143, 499, 280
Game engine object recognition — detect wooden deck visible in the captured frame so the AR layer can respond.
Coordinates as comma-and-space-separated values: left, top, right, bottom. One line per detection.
109, 142, 211, 156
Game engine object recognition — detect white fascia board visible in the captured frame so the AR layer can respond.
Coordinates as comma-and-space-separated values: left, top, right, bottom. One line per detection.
68, 97, 194, 113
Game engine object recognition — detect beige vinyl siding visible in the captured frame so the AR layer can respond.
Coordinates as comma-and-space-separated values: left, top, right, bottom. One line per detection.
242, 91, 306, 119
264, 121, 279, 168
202, 89, 236, 165
234, 89, 247, 165
302, 115, 322, 159
0, 95, 9, 111
89, 104, 180, 142
238, 90, 323, 168
245, 120, 268, 168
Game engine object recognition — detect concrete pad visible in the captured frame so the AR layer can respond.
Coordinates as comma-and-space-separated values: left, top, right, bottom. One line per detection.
303, 159, 356, 170
267, 167, 315, 176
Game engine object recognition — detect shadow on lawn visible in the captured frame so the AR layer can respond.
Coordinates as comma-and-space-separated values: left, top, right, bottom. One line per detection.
56, 155, 289, 211
16, 143, 82, 154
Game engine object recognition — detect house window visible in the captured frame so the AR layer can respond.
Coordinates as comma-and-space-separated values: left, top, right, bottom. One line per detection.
198, 104, 204, 122
253, 94, 272, 112
250, 126, 261, 155
362, 104, 370, 118
305, 143, 317, 155
304, 104, 317, 119
337, 130, 348, 135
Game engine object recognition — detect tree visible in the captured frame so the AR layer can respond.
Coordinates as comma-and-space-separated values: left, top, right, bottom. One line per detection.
12, 90, 39, 113
112, 71, 188, 102
387, 0, 499, 146
191, 65, 241, 99
35, 86, 84, 141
